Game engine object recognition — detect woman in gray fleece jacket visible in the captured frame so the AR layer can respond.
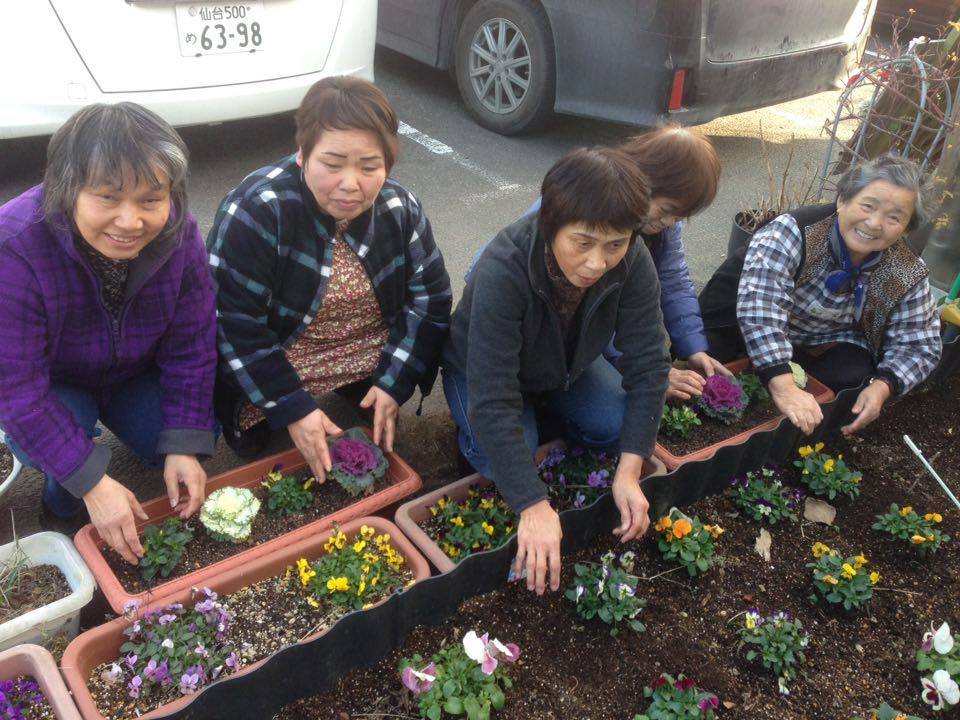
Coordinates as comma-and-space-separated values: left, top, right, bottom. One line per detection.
442, 146, 671, 595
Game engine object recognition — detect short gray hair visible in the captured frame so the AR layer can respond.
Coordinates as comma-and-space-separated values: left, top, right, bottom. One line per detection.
836, 154, 930, 231
42, 102, 189, 242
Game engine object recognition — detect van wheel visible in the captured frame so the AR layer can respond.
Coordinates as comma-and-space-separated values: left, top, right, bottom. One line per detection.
454, 0, 555, 135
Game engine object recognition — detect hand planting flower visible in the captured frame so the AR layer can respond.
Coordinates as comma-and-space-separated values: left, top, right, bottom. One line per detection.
794, 444, 861, 501
262, 469, 314, 517
917, 621, 960, 713
807, 543, 877, 610
634, 673, 718, 719
328, 429, 389, 496
399, 631, 520, 720
696, 374, 747, 425
138, 516, 194, 581
565, 551, 646, 636
730, 467, 801, 525
427, 485, 516, 562
655, 510, 722, 576
738, 610, 809, 693
873, 503, 950, 557
659, 405, 702, 439
200, 486, 261, 543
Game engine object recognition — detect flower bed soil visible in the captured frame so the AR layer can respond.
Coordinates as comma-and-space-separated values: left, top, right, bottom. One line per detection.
104, 471, 392, 594
0, 444, 11, 484
1, 675, 56, 719
0, 565, 71, 623
657, 400, 780, 456
276, 375, 960, 720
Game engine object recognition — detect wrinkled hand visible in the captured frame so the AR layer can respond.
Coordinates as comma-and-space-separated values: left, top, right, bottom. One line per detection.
359, 386, 399, 452
164, 454, 207, 519
666, 367, 705, 402
83, 475, 148, 565
611, 453, 651, 542
841, 380, 891, 436
769, 373, 823, 435
686, 352, 733, 380
288, 409, 343, 483
513, 500, 562, 594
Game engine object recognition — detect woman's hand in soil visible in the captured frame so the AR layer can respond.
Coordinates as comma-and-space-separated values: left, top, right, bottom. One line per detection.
686, 352, 733, 380
666, 367, 706, 401
83, 474, 149, 565
359, 386, 399, 452
611, 453, 651, 542
163, 454, 207, 519
514, 499, 562, 595
768, 373, 823, 435
841, 379, 891, 436
288, 410, 343, 483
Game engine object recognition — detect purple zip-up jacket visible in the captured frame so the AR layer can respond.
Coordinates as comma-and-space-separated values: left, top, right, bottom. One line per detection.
0, 185, 217, 498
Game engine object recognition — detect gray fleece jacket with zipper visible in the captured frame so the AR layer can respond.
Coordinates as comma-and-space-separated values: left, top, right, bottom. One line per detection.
442, 212, 670, 512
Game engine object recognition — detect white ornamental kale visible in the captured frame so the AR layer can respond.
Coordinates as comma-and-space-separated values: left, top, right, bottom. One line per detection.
200, 487, 261, 543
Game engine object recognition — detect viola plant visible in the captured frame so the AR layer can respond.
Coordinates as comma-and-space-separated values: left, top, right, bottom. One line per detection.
108, 588, 239, 702
794, 443, 862, 501
633, 673, 719, 720
537, 445, 618, 510
139, 516, 194, 582
0, 676, 49, 720
293, 525, 410, 611
399, 630, 520, 720
738, 610, 809, 695
428, 485, 515, 562
659, 405, 702, 439
739, 371, 771, 405
566, 550, 646, 636
655, 511, 723, 577
916, 621, 960, 713
328, 429, 389, 497
696, 374, 747, 425
730, 467, 802, 525
200, 486, 261, 543
807, 542, 878, 611
873, 504, 950, 557
262, 467, 315, 517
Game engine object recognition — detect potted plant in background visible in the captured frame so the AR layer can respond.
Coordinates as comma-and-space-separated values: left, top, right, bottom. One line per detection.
0, 644, 81, 719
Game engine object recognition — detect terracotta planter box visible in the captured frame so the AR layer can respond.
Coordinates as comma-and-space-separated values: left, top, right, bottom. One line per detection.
61, 516, 429, 720
74, 427, 422, 614
0, 644, 81, 720
653, 358, 835, 471
395, 443, 667, 573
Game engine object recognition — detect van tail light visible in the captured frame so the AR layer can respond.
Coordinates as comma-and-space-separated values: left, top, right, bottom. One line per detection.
668, 69, 686, 111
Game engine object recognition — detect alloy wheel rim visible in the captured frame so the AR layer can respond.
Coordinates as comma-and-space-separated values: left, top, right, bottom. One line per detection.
468, 18, 531, 115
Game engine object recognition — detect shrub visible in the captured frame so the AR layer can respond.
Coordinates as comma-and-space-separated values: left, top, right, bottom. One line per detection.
328, 429, 389, 496
873, 504, 950, 557
659, 405, 702, 439
634, 673, 718, 719
730, 467, 801, 525
566, 550, 646, 636
263, 469, 314, 517
200, 487, 261, 543
655, 511, 723, 577
696, 375, 747, 424
794, 443, 861, 501
139, 517, 194, 581
807, 542, 877, 611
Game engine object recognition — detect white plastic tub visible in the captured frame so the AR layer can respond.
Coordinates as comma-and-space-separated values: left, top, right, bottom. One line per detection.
0, 532, 95, 651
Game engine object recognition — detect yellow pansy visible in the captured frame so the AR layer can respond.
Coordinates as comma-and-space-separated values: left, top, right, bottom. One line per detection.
437, 498, 447, 509
306, 596, 320, 608
814, 442, 825, 452
357, 580, 366, 595
841, 563, 857, 579
822, 574, 839, 585
429, 506, 439, 517
869, 571, 880, 585
823, 458, 835, 473
481, 521, 495, 536
363, 552, 379, 564
811, 542, 831, 558
450, 516, 464, 527
798, 445, 814, 458
303, 477, 315, 490
353, 540, 367, 553
924, 513, 943, 523
505, 526, 513, 534
853, 554, 868, 569
911, 534, 927, 544
899, 506, 914, 517
326, 576, 349, 592
480, 498, 495, 510
360, 525, 375, 539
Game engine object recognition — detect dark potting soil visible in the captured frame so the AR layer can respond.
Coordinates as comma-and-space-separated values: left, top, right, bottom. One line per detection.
275, 375, 960, 720
0, 564, 71, 623
105, 470, 393, 594
657, 400, 781, 457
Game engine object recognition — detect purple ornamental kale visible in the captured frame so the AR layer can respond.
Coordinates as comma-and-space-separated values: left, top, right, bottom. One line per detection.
331, 438, 380, 477
696, 375, 747, 424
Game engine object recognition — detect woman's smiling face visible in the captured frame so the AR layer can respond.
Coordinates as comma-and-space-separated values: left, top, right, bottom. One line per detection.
836, 180, 916, 263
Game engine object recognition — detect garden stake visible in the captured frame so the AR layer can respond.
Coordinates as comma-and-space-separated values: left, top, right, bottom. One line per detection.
903, 435, 960, 512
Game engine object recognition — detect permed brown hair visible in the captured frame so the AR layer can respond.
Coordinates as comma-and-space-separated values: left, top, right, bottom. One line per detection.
295, 76, 400, 172
619, 124, 720, 218
538, 146, 651, 246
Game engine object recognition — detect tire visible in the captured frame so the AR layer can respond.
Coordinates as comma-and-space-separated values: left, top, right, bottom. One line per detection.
454, 0, 555, 135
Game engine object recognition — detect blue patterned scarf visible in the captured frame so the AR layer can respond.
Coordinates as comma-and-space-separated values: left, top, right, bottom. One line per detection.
825, 222, 881, 321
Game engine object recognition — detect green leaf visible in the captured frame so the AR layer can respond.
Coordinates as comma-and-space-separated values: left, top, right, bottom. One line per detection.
443, 697, 464, 714
443, 680, 457, 698
463, 695, 482, 720
427, 703, 443, 720
489, 684, 505, 710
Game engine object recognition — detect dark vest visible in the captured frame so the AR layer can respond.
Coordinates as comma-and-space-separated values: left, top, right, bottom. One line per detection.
699, 203, 928, 357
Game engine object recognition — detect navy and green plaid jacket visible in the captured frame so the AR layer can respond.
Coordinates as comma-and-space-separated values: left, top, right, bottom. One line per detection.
207, 155, 452, 433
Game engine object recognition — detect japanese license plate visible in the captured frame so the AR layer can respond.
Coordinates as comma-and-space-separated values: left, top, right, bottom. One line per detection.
175, 2, 266, 57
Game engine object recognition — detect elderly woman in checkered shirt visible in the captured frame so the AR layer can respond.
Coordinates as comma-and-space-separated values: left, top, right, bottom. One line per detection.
700, 154, 941, 436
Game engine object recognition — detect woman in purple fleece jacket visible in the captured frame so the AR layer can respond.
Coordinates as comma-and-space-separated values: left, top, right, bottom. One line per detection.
0, 103, 217, 565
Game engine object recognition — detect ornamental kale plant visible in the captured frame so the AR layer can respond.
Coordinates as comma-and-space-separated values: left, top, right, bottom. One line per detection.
873, 504, 950, 557
200, 486, 261, 543
139, 516, 194, 582
730, 467, 802, 525
655, 511, 723, 577
329, 429, 389, 496
659, 405, 702, 439
428, 485, 516, 562
917, 622, 960, 713
537, 445, 618, 510
738, 371, 770, 405
696, 374, 747, 424
633, 673, 719, 720
0, 676, 48, 720
739, 610, 809, 695
262, 467, 314, 517
294, 525, 410, 611
111, 588, 239, 701
399, 630, 520, 720
566, 550, 646, 636
807, 542, 878, 611
794, 443, 862, 501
